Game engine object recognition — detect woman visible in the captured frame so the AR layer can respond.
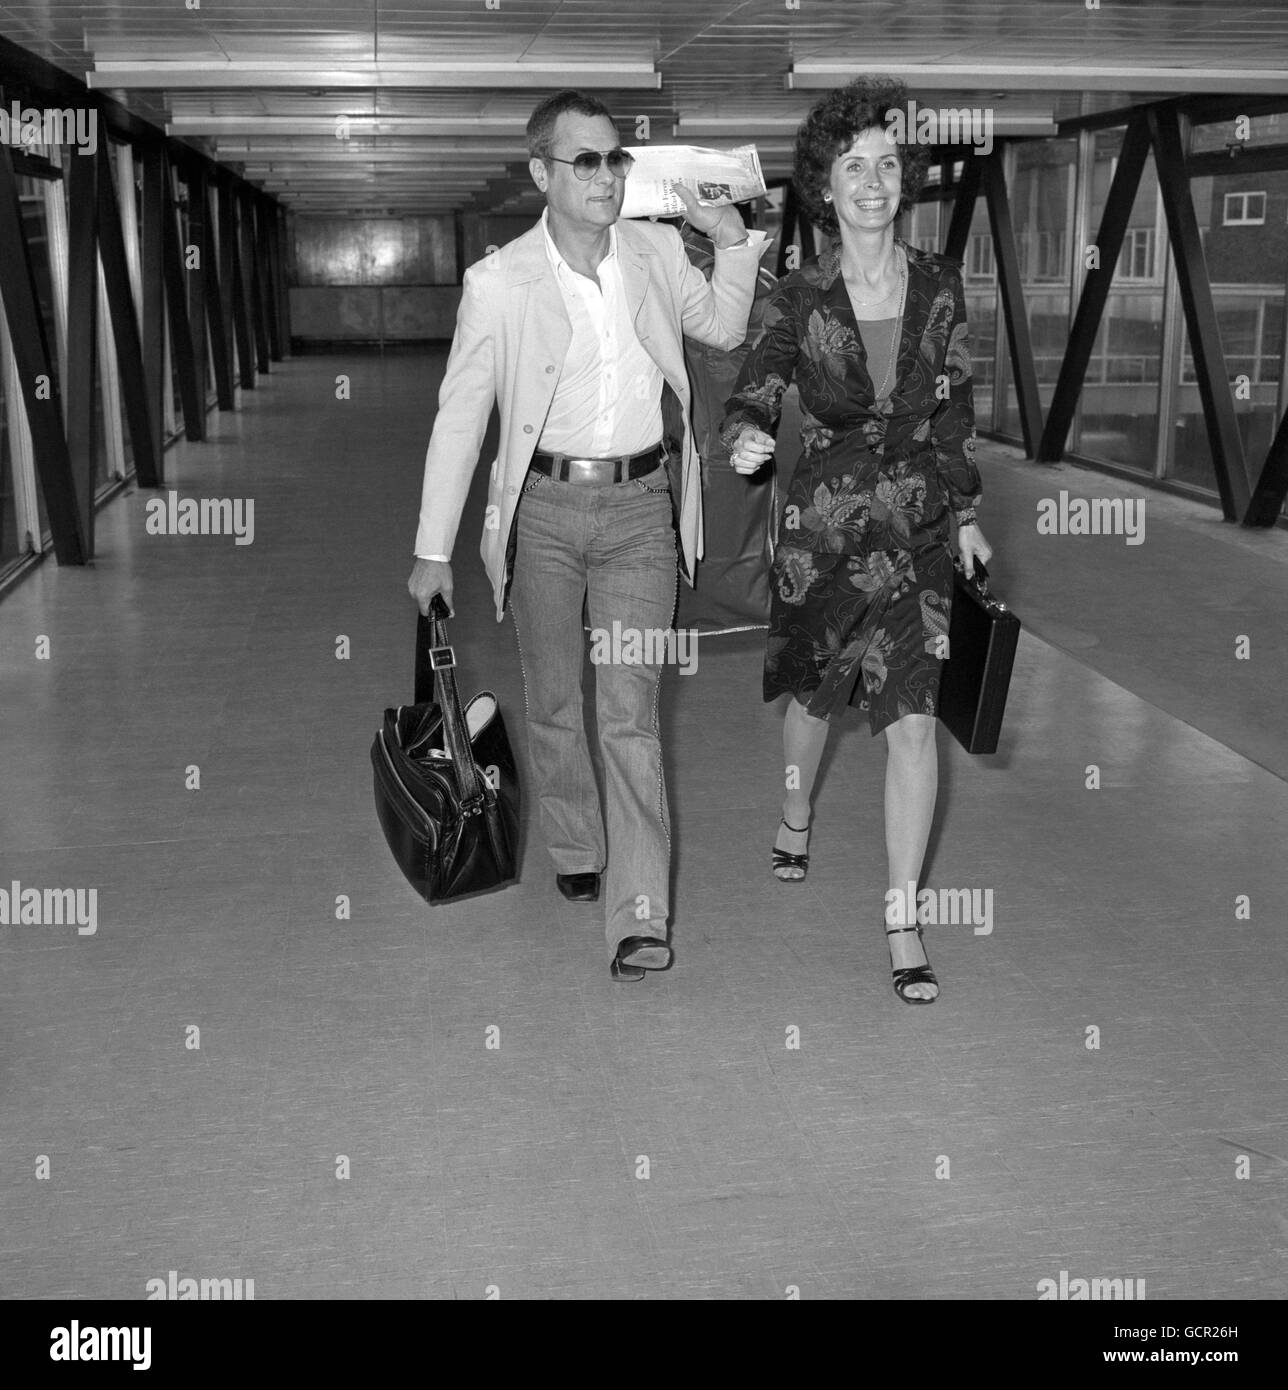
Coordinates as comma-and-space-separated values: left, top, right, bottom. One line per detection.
722, 76, 993, 1005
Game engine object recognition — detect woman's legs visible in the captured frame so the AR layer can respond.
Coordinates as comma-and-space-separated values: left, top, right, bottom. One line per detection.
774, 700, 940, 999
774, 696, 829, 874
883, 712, 939, 999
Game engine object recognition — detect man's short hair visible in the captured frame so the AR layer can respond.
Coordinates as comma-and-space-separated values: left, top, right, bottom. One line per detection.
526, 90, 616, 160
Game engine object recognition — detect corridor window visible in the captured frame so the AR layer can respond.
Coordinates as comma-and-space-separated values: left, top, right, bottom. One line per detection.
1035, 230, 1067, 281
1222, 192, 1266, 226
966, 233, 994, 280
1117, 227, 1156, 280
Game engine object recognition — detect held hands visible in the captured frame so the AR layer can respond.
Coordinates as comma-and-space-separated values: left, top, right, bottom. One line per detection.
672, 182, 746, 248
957, 523, 993, 579
730, 426, 775, 475
408, 558, 454, 617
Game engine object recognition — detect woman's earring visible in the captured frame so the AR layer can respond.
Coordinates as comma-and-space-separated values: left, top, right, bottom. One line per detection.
823, 193, 832, 202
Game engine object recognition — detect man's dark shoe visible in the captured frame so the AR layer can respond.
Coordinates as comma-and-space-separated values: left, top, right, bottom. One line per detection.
610, 934, 673, 982
556, 872, 600, 903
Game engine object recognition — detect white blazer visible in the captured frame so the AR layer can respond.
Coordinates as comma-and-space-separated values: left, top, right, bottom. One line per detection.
413, 215, 766, 620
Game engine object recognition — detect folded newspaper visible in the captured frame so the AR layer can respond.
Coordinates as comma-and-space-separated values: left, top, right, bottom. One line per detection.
619, 143, 766, 220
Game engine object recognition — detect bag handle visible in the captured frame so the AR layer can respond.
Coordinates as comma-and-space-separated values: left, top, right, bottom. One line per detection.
953, 556, 1009, 614
420, 595, 486, 810
954, 556, 990, 594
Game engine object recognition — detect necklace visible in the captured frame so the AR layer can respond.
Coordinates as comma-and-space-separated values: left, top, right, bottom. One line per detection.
867, 247, 907, 401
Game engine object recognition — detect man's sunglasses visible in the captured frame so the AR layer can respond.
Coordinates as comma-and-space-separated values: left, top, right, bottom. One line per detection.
545, 148, 634, 180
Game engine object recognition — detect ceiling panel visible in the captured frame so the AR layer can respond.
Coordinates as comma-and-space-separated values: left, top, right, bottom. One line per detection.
1, 0, 1286, 216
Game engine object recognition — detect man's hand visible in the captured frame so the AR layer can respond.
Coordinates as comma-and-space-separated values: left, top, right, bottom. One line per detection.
673, 182, 746, 249
408, 558, 453, 617
957, 523, 993, 579
730, 426, 775, 475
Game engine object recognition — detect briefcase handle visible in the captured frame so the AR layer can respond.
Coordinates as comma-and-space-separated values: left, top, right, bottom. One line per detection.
953, 557, 1009, 615
954, 555, 989, 590
422, 595, 487, 812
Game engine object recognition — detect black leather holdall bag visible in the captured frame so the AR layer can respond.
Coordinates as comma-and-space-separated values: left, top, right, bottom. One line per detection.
371, 596, 519, 902
938, 559, 1021, 756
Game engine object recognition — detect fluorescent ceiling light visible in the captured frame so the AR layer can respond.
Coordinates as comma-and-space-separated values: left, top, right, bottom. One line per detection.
170, 118, 529, 137
90, 60, 659, 90
215, 143, 524, 157
238, 157, 514, 169
258, 177, 492, 186
676, 118, 802, 135
679, 116, 1053, 138
244, 175, 512, 187
790, 63, 1288, 95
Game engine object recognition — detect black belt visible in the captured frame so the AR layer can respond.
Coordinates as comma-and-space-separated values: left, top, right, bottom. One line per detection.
529, 444, 663, 485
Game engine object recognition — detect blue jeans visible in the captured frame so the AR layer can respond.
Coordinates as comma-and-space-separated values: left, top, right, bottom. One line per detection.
509, 460, 677, 955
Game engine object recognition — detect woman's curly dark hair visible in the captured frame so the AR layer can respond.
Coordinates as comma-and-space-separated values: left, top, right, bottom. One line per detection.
794, 76, 932, 237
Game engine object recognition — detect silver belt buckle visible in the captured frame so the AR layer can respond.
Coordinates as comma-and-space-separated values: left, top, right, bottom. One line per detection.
567, 457, 606, 485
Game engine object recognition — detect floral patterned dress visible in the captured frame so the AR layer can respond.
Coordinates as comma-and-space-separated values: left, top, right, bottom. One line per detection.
721, 241, 982, 735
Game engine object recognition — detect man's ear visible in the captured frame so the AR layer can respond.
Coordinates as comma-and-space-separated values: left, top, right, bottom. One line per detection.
529, 156, 548, 192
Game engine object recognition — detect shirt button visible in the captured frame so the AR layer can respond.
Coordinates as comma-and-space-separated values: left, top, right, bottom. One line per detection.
523, 424, 533, 434
545, 365, 554, 374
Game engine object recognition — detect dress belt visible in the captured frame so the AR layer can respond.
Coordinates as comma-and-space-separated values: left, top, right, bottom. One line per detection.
529, 443, 663, 485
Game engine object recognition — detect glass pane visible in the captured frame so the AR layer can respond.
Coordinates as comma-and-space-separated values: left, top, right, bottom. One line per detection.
906, 181, 996, 427
1172, 167, 1287, 498
116, 326, 135, 475
117, 144, 141, 471
169, 364, 182, 432
93, 304, 111, 494
961, 197, 997, 429
294, 215, 456, 285
1073, 131, 1164, 472
0, 360, 19, 567
1001, 138, 1078, 438
17, 176, 54, 540
1190, 112, 1288, 155
905, 198, 941, 252
54, 174, 112, 497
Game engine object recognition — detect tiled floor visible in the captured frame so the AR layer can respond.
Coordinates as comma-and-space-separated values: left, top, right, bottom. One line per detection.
1, 352, 1284, 1300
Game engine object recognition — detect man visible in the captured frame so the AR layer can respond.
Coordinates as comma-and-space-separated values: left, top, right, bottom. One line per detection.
407, 89, 767, 981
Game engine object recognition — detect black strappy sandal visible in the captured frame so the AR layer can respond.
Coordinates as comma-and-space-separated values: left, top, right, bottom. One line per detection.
771, 818, 811, 882
886, 925, 940, 1005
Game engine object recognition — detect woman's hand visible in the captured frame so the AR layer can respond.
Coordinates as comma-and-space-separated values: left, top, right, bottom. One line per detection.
730, 426, 775, 475
957, 522, 993, 579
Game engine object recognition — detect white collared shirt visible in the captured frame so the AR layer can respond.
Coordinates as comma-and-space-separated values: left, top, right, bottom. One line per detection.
538, 209, 663, 458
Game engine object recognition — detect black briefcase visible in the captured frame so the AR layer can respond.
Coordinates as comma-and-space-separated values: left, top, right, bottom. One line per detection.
370, 596, 520, 903
938, 560, 1020, 755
